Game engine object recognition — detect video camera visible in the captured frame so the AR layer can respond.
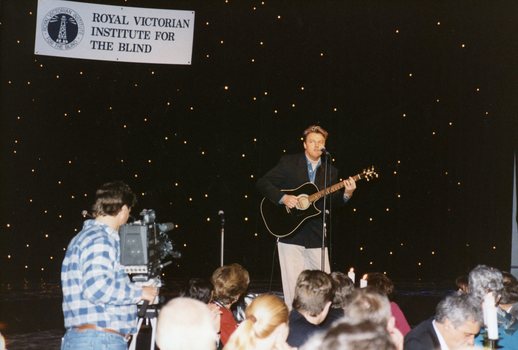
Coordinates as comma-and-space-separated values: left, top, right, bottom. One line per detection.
119, 209, 181, 282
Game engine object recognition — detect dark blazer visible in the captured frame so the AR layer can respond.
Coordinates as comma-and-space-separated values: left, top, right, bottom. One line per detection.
404, 318, 441, 350
256, 153, 341, 248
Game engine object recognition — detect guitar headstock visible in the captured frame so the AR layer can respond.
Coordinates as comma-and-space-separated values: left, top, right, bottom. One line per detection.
361, 166, 378, 181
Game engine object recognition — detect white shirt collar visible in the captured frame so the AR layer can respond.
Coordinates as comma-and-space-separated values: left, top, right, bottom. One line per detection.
432, 320, 450, 350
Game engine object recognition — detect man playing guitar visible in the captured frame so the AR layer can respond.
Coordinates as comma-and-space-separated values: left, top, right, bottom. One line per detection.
256, 125, 356, 309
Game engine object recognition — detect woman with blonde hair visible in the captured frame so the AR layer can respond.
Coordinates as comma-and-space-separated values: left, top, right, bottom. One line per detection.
224, 294, 294, 350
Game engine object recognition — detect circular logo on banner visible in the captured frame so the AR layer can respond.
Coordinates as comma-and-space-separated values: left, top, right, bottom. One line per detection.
41, 7, 84, 50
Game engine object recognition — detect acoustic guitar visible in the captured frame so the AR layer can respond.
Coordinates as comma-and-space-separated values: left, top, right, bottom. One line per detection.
260, 167, 378, 238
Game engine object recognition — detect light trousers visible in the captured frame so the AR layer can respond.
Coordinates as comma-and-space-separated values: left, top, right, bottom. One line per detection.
277, 242, 330, 309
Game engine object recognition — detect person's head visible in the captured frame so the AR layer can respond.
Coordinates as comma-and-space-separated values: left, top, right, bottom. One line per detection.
498, 272, 518, 305
501, 271, 517, 285
468, 265, 503, 300
365, 272, 394, 298
342, 287, 392, 328
301, 320, 396, 350
211, 263, 250, 306
293, 270, 334, 320
224, 294, 289, 350
302, 125, 328, 161
91, 181, 136, 221
181, 278, 213, 304
330, 271, 355, 309
455, 275, 469, 294
156, 297, 219, 350
434, 293, 482, 349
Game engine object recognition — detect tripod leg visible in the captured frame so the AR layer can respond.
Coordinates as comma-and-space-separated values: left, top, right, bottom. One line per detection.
150, 317, 157, 350
129, 317, 144, 350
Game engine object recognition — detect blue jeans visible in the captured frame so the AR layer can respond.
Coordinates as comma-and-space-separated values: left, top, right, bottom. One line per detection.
61, 328, 128, 350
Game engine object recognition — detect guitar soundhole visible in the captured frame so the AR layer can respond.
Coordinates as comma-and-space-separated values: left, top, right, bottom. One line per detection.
296, 195, 310, 210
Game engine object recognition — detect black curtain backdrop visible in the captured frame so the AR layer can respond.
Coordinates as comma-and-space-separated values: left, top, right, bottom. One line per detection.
1, 0, 517, 283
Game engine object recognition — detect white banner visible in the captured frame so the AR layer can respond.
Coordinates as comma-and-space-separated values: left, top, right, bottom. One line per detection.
35, 0, 195, 65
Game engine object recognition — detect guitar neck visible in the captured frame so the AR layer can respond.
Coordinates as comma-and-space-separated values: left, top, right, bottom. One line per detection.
308, 173, 363, 203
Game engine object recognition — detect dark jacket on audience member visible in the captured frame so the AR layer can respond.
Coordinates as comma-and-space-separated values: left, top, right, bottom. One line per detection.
320, 307, 344, 329
287, 309, 325, 348
404, 318, 441, 350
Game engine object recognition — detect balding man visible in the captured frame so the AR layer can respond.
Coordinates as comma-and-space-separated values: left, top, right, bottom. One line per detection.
156, 297, 219, 350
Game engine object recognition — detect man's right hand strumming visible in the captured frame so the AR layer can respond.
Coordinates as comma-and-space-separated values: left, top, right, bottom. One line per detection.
281, 194, 299, 209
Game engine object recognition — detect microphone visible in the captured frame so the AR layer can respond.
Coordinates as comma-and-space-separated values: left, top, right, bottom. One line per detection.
218, 210, 225, 224
157, 222, 175, 233
320, 148, 331, 156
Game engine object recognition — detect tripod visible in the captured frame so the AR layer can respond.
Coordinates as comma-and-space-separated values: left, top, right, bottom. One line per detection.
129, 276, 162, 350
129, 303, 159, 350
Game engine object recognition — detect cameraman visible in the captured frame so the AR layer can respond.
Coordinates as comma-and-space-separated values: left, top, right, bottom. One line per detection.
61, 181, 158, 350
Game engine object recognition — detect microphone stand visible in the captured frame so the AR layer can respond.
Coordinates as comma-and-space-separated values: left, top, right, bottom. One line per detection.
219, 210, 225, 266
321, 150, 330, 272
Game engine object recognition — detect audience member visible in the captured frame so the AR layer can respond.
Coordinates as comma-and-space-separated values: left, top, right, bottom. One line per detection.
156, 297, 219, 350
496, 271, 518, 340
321, 271, 354, 327
224, 294, 294, 350
342, 287, 403, 350
365, 272, 411, 335
404, 293, 482, 350
302, 320, 397, 350
210, 263, 250, 347
180, 277, 214, 303
474, 271, 518, 348
466, 265, 504, 347
468, 264, 503, 302
286, 270, 334, 348
455, 275, 469, 294
180, 277, 222, 337
502, 271, 518, 285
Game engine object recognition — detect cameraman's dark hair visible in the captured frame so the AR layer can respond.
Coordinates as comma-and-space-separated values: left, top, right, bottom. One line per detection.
181, 278, 213, 304
293, 270, 334, 316
91, 181, 137, 217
